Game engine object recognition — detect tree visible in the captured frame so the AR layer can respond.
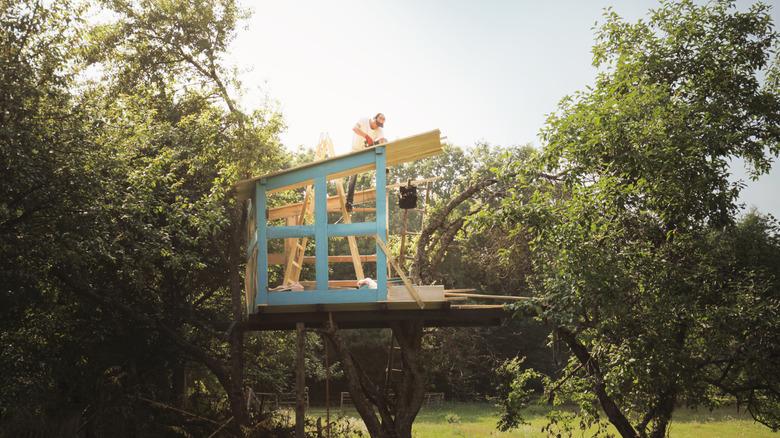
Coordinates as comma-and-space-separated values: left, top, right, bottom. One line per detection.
75, 0, 287, 432
0, 2, 120, 433
495, 1, 780, 437
2, 0, 293, 435
319, 321, 427, 438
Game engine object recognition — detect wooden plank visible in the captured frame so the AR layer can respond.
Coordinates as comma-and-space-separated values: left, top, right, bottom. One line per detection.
375, 235, 424, 309
267, 177, 440, 220
451, 304, 507, 309
268, 188, 376, 220
388, 285, 445, 302
444, 292, 531, 301
299, 280, 360, 288
268, 253, 377, 265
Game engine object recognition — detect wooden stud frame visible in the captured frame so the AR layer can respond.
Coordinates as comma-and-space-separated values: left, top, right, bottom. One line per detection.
249, 146, 389, 308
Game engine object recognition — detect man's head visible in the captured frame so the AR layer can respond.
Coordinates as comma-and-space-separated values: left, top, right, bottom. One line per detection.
372, 113, 385, 128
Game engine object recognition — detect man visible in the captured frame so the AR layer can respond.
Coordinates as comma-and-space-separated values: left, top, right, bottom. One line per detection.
346, 113, 387, 211
351, 113, 387, 151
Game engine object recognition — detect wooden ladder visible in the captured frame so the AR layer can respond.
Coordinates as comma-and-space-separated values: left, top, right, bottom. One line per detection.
282, 135, 365, 285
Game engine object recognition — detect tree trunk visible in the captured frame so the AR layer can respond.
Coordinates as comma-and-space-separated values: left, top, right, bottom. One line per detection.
388, 322, 426, 437
228, 204, 249, 432
320, 320, 426, 438
172, 361, 188, 409
649, 391, 676, 438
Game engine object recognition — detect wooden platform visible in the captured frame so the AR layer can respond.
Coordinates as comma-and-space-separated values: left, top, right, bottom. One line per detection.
240, 302, 508, 331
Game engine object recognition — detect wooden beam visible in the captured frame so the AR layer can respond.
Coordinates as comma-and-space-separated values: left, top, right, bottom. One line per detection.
444, 292, 531, 301
269, 253, 377, 265
267, 177, 440, 221
374, 235, 424, 309
451, 304, 506, 309
299, 280, 360, 288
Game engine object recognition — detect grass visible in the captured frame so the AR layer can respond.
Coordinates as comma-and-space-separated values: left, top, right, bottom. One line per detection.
306, 402, 777, 437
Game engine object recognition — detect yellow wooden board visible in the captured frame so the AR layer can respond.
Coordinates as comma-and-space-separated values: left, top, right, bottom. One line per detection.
267, 177, 440, 220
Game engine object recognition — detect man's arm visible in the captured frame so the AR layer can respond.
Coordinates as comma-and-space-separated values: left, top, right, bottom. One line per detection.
352, 122, 368, 136
353, 123, 373, 145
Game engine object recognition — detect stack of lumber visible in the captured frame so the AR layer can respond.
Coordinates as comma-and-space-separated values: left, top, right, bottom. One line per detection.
233, 130, 443, 200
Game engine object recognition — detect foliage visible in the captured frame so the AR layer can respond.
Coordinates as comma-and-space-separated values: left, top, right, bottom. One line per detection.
494, 1, 780, 437
1, 0, 295, 435
495, 357, 542, 431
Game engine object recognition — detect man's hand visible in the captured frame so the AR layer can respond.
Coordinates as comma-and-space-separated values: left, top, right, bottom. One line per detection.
364, 135, 374, 146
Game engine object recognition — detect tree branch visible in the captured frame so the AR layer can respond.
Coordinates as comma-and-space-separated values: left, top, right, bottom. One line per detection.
556, 327, 638, 438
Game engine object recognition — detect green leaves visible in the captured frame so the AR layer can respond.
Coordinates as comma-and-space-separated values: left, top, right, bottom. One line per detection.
496, 357, 542, 431
2, 0, 286, 432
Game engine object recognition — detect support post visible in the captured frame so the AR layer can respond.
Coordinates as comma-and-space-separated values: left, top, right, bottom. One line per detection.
375, 146, 387, 300
255, 181, 268, 307
296, 322, 305, 438
314, 175, 328, 291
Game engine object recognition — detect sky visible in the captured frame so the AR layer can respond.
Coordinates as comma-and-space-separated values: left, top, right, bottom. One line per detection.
227, 0, 780, 217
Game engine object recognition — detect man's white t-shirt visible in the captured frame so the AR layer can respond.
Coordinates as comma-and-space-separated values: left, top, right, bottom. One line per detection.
352, 117, 385, 152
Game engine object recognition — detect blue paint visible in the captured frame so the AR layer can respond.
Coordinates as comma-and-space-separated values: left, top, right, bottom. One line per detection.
374, 146, 388, 300
247, 144, 393, 310
320, 150, 376, 177
255, 182, 268, 306
265, 149, 376, 191
268, 289, 379, 305
267, 225, 315, 239
314, 176, 328, 290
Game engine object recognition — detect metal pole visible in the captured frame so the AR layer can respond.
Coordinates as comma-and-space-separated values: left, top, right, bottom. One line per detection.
296, 322, 305, 438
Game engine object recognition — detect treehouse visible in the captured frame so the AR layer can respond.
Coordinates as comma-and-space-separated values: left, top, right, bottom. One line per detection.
234, 130, 513, 437
234, 130, 507, 330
